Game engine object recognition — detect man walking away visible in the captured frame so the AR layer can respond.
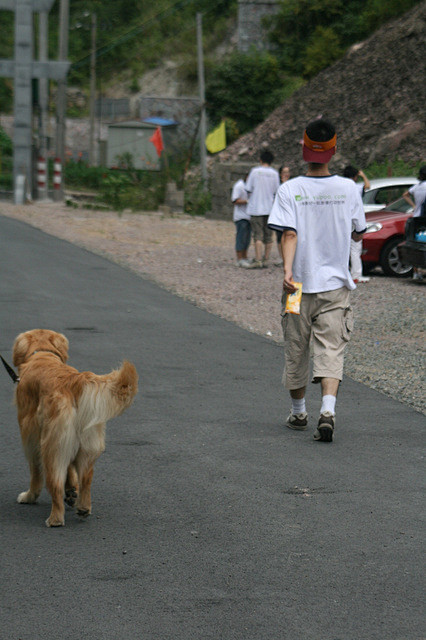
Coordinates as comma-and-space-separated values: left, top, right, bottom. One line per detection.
245, 150, 280, 268
268, 119, 367, 442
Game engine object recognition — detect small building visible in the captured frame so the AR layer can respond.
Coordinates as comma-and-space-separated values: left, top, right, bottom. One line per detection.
106, 119, 178, 171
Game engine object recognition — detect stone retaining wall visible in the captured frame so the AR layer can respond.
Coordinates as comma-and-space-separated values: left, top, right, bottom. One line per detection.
238, 0, 279, 52
207, 161, 253, 220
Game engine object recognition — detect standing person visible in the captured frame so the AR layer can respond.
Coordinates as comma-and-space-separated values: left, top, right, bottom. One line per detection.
403, 165, 426, 280
231, 174, 251, 267
279, 166, 291, 183
275, 165, 291, 266
343, 165, 371, 283
245, 150, 280, 268
268, 118, 366, 442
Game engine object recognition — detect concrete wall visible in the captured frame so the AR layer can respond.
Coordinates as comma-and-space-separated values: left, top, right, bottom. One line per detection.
207, 161, 253, 220
238, 0, 280, 53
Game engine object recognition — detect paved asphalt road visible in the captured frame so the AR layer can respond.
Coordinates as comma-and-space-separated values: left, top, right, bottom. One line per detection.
0, 215, 423, 640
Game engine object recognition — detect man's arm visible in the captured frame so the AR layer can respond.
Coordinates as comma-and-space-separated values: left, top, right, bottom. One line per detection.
358, 170, 370, 190
351, 182, 367, 242
351, 229, 365, 242
281, 229, 298, 293
402, 190, 415, 209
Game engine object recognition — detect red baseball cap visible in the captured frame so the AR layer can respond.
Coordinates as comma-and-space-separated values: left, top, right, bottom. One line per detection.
302, 121, 337, 163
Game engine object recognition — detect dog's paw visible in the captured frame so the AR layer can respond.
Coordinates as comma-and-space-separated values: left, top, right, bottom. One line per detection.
76, 507, 91, 518
45, 515, 65, 527
17, 490, 38, 504
64, 487, 77, 507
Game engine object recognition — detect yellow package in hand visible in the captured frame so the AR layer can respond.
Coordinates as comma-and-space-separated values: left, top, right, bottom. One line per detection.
285, 282, 302, 314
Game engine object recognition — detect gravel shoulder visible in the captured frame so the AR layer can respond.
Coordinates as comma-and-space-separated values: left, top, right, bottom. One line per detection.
1, 201, 424, 415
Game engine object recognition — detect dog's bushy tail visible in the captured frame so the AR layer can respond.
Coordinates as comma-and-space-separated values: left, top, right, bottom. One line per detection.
107, 360, 138, 412
78, 360, 138, 428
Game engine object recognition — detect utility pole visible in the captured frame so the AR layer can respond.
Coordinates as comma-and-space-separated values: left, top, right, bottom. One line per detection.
12, 0, 33, 201
89, 12, 96, 166
196, 12, 207, 190
38, 10, 49, 200
54, 0, 69, 201
0, 0, 69, 203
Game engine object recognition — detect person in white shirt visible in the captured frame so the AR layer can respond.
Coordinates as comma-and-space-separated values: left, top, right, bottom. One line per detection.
403, 166, 426, 217
268, 118, 366, 442
403, 165, 426, 280
231, 175, 251, 267
343, 165, 371, 283
245, 150, 280, 268
274, 165, 292, 266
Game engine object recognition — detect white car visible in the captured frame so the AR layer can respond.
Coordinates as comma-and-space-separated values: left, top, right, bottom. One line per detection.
362, 177, 418, 213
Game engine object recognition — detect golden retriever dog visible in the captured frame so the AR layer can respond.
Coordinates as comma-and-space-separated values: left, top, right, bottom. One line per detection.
12, 329, 138, 527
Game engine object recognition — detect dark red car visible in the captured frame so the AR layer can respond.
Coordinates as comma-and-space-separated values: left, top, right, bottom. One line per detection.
362, 197, 414, 277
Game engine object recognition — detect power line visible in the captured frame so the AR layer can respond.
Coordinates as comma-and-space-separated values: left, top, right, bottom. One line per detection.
90, 16, 198, 78
70, 0, 196, 70
71, 0, 228, 80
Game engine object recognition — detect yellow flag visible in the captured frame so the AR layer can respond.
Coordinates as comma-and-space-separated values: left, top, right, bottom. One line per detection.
205, 120, 226, 154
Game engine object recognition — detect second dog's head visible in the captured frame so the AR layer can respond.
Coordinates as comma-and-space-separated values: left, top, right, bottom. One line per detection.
13, 330, 69, 367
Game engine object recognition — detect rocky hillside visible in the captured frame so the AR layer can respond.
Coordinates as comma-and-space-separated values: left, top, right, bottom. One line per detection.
218, 1, 426, 172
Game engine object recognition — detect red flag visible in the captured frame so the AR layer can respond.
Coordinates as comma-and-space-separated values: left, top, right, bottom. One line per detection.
149, 127, 164, 157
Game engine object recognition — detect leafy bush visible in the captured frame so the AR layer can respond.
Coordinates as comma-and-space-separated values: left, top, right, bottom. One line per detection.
99, 172, 133, 211
96, 169, 166, 211
0, 125, 12, 156
129, 75, 140, 94
0, 78, 13, 114
365, 159, 423, 180
184, 176, 212, 216
0, 125, 13, 188
63, 159, 106, 189
63, 157, 167, 211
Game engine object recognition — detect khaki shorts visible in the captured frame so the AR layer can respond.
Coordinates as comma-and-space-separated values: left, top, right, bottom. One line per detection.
281, 287, 353, 389
250, 215, 273, 244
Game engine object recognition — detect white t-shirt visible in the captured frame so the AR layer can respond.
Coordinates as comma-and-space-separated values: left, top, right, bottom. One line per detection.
246, 166, 280, 216
408, 181, 426, 217
231, 179, 250, 222
268, 174, 367, 293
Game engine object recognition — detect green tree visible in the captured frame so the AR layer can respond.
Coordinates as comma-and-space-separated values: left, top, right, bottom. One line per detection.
0, 10, 14, 113
265, 0, 345, 74
303, 26, 343, 78
359, 0, 422, 32
265, 0, 422, 77
205, 51, 285, 133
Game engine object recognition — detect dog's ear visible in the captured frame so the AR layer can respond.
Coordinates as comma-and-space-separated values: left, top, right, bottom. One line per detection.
50, 332, 69, 363
13, 332, 31, 367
